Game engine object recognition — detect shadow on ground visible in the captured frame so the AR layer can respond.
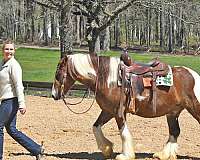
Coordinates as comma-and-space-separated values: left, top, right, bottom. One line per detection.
10, 152, 200, 159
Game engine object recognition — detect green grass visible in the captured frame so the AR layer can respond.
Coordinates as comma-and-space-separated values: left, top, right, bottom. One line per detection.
1, 48, 60, 82
103, 51, 200, 74
0, 48, 200, 82
16, 48, 60, 82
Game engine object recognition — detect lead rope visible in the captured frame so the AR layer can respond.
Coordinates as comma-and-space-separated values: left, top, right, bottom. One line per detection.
62, 56, 99, 114
62, 89, 88, 105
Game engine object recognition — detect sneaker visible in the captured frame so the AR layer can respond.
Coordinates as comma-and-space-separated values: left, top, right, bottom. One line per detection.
36, 154, 43, 160
36, 142, 44, 160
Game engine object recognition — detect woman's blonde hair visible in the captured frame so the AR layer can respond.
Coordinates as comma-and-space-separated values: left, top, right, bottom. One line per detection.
2, 39, 15, 51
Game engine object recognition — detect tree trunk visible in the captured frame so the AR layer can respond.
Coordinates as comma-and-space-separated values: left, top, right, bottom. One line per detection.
160, 3, 164, 48
168, 8, 173, 53
115, 17, 120, 48
147, 4, 152, 47
59, 0, 73, 58
24, 0, 35, 42
178, 6, 184, 47
101, 27, 110, 51
155, 11, 159, 43
95, 35, 100, 53
50, 11, 55, 44
42, 6, 48, 46
76, 15, 81, 45
31, 13, 35, 42
125, 13, 128, 45
17, 0, 23, 41
88, 28, 99, 53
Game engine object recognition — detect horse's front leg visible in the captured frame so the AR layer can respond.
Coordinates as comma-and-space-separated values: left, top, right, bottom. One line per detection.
115, 114, 135, 160
153, 114, 180, 160
93, 111, 114, 158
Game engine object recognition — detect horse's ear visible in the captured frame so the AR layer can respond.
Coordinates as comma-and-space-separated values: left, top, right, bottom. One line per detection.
59, 55, 68, 66
63, 55, 68, 59
63, 55, 68, 64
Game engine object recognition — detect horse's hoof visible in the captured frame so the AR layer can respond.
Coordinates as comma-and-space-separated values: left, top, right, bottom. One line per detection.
102, 145, 113, 158
115, 154, 135, 160
153, 152, 167, 160
153, 152, 177, 160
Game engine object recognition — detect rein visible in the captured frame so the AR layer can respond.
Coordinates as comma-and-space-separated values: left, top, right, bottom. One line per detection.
61, 55, 99, 114
63, 89, 88, 105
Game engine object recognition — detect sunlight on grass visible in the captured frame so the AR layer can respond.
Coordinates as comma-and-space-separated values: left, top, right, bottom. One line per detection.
14, 48, 59, 82
0, 48, 199, 82
103, 50, 200, 74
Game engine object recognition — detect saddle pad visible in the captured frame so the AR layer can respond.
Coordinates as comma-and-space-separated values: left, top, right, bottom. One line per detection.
156, 65, 173, 86
143, 66, 173, 87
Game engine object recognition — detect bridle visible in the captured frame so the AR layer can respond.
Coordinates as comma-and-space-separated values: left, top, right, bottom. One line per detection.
60, 73, 67, 98
59, 56, 99, 114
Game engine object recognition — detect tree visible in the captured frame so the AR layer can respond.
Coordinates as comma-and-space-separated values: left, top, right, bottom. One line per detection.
0, 0, 200, 55
36, 0, 74, 58
73, 0, 141, 53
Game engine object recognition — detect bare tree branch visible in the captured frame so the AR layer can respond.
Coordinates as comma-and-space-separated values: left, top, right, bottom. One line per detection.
47, 0, 61, 7
141, 2, 200, 25
99, 0, 141, 31
35, 1, 57, 10
73, 3, 90, 17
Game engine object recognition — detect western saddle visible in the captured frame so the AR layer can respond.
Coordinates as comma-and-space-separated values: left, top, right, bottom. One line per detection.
118, 50, 169, 117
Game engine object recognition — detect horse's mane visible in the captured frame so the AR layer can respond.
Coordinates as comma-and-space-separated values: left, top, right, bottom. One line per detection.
68, 54, 97, 80
56, 56, 68, 74
98, 56, 111, 88
90, 54, 120, 88
58, 54, 120, 89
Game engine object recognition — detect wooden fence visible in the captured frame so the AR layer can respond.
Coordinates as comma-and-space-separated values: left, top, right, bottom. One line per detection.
23, 81, 87, 91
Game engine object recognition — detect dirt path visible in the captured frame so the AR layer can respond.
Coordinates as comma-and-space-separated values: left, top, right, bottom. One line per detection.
4, 96, 200, 160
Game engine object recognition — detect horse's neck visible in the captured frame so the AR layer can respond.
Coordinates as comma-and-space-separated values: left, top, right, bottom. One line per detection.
71, 54, 98, 91
77, 76, 96, 92
73, 54, 119, 92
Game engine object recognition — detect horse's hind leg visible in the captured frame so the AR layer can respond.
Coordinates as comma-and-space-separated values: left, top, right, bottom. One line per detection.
115, 115, 135, 160
153, 114, 180, 160
93, 111, 114, 158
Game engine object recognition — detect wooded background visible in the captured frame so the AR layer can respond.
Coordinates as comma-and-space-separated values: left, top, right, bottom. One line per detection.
0, 0, 200, 57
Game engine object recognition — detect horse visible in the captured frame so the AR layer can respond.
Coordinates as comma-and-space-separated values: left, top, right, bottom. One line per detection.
52, 53, 200, 160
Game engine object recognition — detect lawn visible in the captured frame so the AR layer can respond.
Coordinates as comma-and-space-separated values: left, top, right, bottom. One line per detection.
104, 51, 200, 74
0, 48, 60, 82
0, 48, 200, 82
15, 48, 60, 82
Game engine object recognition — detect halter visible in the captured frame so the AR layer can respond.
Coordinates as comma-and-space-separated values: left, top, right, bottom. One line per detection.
60, 73, 67, 97
61, 55, 99, 114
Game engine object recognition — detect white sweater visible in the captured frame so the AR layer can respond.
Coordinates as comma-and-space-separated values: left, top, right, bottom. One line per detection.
0, 57, 25, 107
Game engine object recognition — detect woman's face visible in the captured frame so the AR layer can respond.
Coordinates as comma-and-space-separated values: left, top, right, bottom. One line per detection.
3, 43, 15, 61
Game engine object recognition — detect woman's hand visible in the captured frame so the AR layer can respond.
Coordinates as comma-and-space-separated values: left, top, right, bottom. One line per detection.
19, 105, 27, 115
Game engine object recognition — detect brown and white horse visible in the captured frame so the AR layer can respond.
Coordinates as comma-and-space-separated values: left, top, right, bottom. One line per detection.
52, 53, 200, 160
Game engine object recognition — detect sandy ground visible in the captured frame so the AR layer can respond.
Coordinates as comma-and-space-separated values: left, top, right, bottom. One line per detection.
3, 95, 200, 160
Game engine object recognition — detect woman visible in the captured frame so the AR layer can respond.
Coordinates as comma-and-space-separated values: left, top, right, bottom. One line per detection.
0, 40, 43, 160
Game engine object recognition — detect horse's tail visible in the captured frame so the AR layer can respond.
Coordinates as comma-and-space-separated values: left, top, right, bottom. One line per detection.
182, 66, 200, 103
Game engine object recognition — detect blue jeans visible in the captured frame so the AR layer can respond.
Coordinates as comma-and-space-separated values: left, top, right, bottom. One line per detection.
0, 97, 41, 159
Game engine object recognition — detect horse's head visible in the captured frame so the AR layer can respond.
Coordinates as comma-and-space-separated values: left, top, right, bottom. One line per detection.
52, 56, 76, 100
